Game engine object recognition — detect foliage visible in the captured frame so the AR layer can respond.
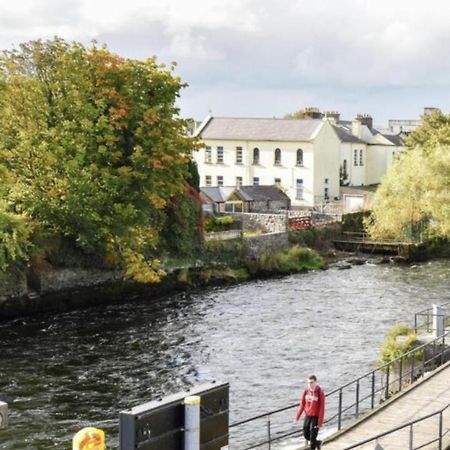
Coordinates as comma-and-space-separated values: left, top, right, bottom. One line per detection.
342, 211, 370, 233
202, 238, 243, 265
160, 186, 203, 258
205, 215, 235, 232
283, 110, 308, 119
365, 112, 450, 242
256, 246, 324, 274
0, 38, 199, 280
379, 324, 420, 364
0, 200, 33, 270
288, 225, 340, 248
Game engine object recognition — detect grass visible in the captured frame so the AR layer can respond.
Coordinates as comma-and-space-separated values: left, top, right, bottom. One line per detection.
379, 324, 421, 364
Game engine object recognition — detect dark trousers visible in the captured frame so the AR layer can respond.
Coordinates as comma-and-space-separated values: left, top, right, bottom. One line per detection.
303, 415, 320, 449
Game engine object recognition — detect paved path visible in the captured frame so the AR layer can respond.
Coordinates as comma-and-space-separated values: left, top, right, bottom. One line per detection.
322, 361, 450, 450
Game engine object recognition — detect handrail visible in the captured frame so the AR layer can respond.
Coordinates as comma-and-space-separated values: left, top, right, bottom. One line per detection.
229, 329, 450, 449
343, 402, 450, 449
414, 301, 450, 333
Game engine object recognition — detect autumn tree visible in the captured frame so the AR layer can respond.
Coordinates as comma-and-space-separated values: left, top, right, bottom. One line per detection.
0, 38, 199, 281
365, 112, 450, 241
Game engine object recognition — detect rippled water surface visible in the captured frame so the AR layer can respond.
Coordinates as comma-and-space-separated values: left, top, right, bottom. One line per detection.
0, 260, 449, 449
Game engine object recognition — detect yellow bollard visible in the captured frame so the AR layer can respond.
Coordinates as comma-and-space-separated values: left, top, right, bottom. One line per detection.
73, 427, 105, 450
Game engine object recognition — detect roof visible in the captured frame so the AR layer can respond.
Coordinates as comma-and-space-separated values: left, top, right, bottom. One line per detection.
333, 125, 367, 144
381, 134, 404, 146
197, 117, 324, 142
239, 185, 290, 202
200, 185, 289, 203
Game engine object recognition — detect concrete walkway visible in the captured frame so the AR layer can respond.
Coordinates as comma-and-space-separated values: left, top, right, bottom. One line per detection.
321, 361, 450, 450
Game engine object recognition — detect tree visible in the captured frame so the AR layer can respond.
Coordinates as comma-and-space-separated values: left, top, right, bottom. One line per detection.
365, 112, 450, 241
0, 38, 199, 281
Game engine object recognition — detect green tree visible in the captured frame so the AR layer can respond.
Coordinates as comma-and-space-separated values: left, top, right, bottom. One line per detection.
0, 38, 199, 281
365, 112, 450, 241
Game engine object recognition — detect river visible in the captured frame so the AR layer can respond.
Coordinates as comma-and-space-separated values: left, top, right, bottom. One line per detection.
0, 259, 449, 449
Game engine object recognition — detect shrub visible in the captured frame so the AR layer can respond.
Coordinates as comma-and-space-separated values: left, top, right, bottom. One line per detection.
380, 324, 421, 364
205, 215, 235, 232
257, 246, 324, 274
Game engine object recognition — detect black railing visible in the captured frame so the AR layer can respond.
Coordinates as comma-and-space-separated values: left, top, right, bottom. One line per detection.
229, 330, 450, 449
343, 402, 450, 449
414, 301, 450, 333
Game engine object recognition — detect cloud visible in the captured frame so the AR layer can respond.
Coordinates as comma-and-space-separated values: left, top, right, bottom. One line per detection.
0, 0, 449, 122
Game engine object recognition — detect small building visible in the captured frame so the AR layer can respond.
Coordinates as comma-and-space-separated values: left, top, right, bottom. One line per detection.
200, 185, 290, 213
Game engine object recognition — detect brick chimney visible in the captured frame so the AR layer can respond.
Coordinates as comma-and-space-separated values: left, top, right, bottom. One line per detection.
324, 111, 340, 123
356, 113, 373, 130
303, 107, 324, 119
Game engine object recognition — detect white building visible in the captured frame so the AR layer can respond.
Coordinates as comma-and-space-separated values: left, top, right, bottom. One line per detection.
193, 113, 404, 208
194, 117, 341, 207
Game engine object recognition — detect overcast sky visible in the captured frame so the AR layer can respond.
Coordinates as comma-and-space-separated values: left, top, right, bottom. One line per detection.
1, 0, 449, 126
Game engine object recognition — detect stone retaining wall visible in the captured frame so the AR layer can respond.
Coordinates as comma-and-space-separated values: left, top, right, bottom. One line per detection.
239, 212, 288, 234
243, 232, 291, 259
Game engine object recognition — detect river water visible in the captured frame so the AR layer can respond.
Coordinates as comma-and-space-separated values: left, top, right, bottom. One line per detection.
0, 260, 449, 449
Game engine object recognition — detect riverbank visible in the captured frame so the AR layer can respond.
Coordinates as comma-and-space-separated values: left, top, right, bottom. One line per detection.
1, 230, 448, 321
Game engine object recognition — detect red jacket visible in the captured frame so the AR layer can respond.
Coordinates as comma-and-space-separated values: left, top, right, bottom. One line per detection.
295, 385, 325, 427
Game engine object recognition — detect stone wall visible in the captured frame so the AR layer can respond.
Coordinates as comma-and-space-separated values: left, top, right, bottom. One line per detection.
239, 212, 288, 234
251, 200, 290, 213
0, 270, 28, 304
243, 232, 290, 259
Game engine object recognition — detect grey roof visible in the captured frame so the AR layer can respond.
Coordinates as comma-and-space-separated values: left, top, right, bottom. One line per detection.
200, 186, 252, 203
200, 185, 289, 203
239, 185, 290, 202
198, 117, 323, 141
333, 125, 367, 144
381, 134, 404, 146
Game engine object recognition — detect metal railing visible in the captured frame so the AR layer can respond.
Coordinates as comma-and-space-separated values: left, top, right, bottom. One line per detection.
229, 330, 450, 449
343, 402, 450, 449
414, 301, 450, 333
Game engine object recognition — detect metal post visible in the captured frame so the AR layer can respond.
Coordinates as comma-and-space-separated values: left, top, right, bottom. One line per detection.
385, 365, 390, 400
355, 380, 360, 417
399, 358, 403, 392
438, 411, 443, 450
409, 423, 413, 450
371, 371, 375, 409
441, 334, 446, 365
267, 416, 271, 450
338, 388, 343, 430
414, 314, 418, 333
184, 396, 200, 450
410, 354, 415, 384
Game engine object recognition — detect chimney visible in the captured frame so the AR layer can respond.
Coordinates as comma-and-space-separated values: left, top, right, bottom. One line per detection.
424, 107, 441, 116
303, 107, 324, 119
356, 113, 373, 130
324, 111, 340, 123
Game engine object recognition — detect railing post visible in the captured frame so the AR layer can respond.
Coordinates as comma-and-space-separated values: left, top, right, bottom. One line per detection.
338, 388, 343, 430
409, 423, 413, 450
398, 358, 403, 392
355, 380, 360, 418
410, 354, 415, 384
441, 334, 445, 366
371, 371, 375, 409
438, 411, 443, 450
414, 314, 418, 333
267, 415, 271, 450
385, 365, 390, 400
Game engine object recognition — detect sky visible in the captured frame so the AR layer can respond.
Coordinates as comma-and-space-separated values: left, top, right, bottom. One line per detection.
0, 0, 449, 127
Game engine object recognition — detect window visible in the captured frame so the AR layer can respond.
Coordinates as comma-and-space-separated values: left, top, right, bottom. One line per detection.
359, 149, 364, 166
253, 177, 260, 186
205, 175, 212, 186
274, 148, 281, 165
217, 146, 224, 163
343, 159, 348, 173
324, 187, 329, 199
236, 147, 243, 164
324, 178, 329, 184
205, 146, 212, 163
296, 178, 304, 200
354, 149, 358, 166
253, 147, 260, 165
296, 149, 304, 166
217, 175, 223, 186
274, 178, 281, 185
236, 176, 242, 187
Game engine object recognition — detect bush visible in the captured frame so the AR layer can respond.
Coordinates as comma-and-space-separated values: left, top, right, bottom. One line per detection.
380, 324, 421, 364
205, 215, 235, 232
257, 246, 324, 274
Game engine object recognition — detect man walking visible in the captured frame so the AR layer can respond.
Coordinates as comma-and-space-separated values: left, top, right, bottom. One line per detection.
295, 375, 325, 450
